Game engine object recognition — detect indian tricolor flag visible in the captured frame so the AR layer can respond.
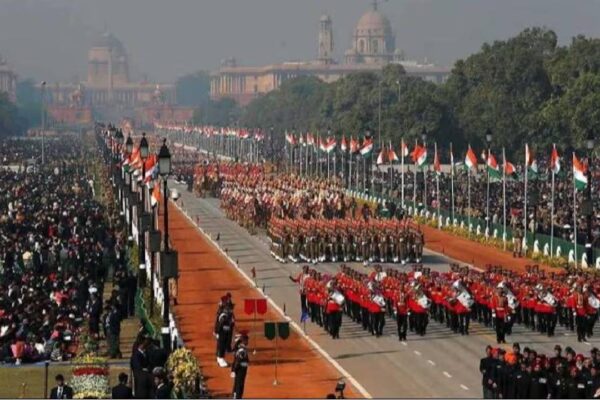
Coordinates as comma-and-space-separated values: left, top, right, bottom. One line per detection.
151, 183, 161, 207
350, 136, 359, 154
376, 146, 387, 165
525, 144, 538, 174
388, 141, 399, 162
550, 144, 560, 174
433, 143, 441, 175
360, 137, 374, 156
504, 160, 516, 177
340, 136, 348, 152
412, 144, 428, 168
487, 152, 501, 180
465, 146, 478, 171
144, 154, 158, 183
323, 137, 337, 153
573, 153, 588, 191
400, 139, 409, 158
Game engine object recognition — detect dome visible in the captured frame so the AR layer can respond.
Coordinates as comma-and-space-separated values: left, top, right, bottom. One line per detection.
92, 32, 125, 51
320, 14, 331, 23
355, 9, 391, 35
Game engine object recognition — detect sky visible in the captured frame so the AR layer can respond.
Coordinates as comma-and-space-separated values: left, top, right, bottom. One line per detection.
1, 0, 599, 83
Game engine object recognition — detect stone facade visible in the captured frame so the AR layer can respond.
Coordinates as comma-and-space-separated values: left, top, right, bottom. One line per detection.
210, 3, 450, 106
0, 55, 17, 102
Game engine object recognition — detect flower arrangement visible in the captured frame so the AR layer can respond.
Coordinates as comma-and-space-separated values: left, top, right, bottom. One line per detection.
166, 348, 203, 398
71, 356, 110, 399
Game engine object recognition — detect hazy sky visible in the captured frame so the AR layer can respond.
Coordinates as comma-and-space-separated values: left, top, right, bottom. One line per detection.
1, 0, 600, 83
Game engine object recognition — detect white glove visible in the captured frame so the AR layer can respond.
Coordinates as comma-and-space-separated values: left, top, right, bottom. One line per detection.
215, 334, 219, 339
230, 372, 236, 379
573, 312, 577, 317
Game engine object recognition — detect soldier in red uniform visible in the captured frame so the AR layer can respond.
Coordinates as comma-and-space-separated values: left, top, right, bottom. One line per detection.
490, 287, 508, 344
574, 286, 588, 342
395, 285, 409, 341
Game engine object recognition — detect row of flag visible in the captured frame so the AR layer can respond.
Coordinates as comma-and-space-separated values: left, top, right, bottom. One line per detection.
155, 123, 265, 141
110, 134, 163, 207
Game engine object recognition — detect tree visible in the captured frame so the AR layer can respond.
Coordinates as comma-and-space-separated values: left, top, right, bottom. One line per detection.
176, 71, 210, 106
0, 92, 22, 137
193, 98, 240, 126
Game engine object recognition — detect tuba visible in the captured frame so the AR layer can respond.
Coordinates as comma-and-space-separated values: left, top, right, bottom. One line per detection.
497, 281, 519, 309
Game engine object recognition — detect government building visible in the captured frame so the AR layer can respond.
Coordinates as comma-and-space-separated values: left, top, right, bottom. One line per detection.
41, 32, 191, 126
210, 2, 451, 105
0, 54, 17, 102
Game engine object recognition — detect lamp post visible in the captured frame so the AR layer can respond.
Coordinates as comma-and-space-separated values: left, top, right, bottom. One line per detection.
158, 138, 172, 353
585, 131, 595, 265
40, 81, 46, 165
485, 128, 493, 236
138, 133, 149, 288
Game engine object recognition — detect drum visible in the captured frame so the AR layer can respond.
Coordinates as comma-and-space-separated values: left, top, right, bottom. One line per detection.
508, 294, 520, 309
331, 291, 345, 306
542, 293, 556, 307
457, 291, 474, 309
417, 295, 432, 309
589, 295, 600, 309
373, 294, 386, 308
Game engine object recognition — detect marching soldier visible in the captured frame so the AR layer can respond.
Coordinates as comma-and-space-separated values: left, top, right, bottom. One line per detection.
289, 265, 310, 316
490, 287, 508, 344
574, 286, 588, 342
395, 285, 409, 341
231, 331, 250, 399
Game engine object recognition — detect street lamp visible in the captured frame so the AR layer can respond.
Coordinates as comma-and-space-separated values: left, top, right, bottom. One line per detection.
125, 134, 133, 155
585, 130, 595, 265
158, 138, 173, 354
138, 133, 150, 289
421, 127, 427, 145
485, 128, 493, 235
40, 81, 46, 165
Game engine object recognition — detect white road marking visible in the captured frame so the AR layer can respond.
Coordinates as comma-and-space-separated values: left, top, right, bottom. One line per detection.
427, 360, 436, 366
461, 384, 469, 391
176, 203, 373, 399
585, 342, 592, 346
414, 350, 422, 356
443, 371, 452, 378
401, 341, 408, 346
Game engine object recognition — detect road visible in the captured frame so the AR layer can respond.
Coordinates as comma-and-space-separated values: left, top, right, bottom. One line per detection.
171, 181, 600, 398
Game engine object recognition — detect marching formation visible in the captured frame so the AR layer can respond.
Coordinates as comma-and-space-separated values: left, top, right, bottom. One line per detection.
290, 263, 600, 344
269, 217, 424, 264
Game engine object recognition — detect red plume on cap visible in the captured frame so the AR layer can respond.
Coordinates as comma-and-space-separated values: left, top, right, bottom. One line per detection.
221, 296, 228, 302
239, 329, 249, 336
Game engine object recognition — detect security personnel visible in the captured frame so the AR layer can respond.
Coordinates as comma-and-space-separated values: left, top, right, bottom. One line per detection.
231, 331, 250, 399
215, 303, 234, 367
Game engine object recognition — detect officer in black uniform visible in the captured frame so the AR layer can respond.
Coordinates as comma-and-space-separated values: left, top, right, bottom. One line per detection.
215, 303, 234, 367
231, 331, 250, 399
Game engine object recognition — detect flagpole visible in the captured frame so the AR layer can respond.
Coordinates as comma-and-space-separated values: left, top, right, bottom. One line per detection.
333, 152, 337, 182
450, 142, 455, 225
348, 147, 352, 190
413, 158, 417, 216
486, 150, 491, 237
468, 162, 471, 238
423, 140, 427, 210
401, 142, 405, 210
524, 145, 528, 249
435, 142, 440, 228
550, 144, 556, 257
573, 156, 578, 268
502, 147, 507, 250
342, 145, 345, 187
327, 150, 330, 180
389, 141, 394, 198
363, 155, 366, 193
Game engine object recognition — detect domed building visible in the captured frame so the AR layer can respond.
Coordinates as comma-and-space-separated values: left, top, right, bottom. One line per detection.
210, 2, 450, 106
345, 2, 396, 65
87, 32, 129, 87
41, 31, 191, 126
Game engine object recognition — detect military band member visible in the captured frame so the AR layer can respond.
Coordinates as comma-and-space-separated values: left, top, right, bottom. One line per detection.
490, 287, 508, 344
289, 265, 310, 315
395, 287, 409, 341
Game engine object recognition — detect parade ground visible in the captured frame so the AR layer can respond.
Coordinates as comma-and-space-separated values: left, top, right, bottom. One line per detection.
168, 181, 600, 398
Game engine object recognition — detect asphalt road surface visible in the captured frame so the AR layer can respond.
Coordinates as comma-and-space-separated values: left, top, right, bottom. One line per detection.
172, 182, 600, 398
